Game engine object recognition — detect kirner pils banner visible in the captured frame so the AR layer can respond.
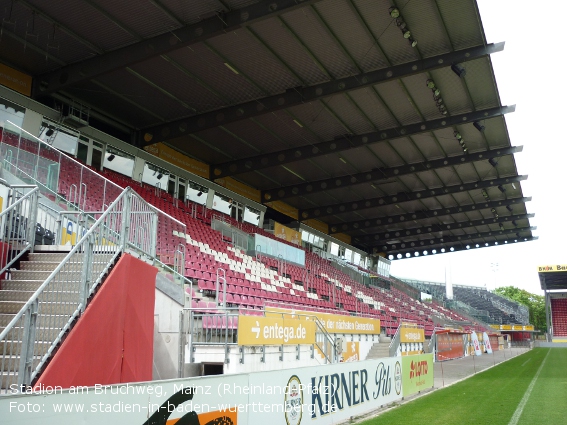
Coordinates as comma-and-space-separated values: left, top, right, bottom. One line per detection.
0, 356, 420, 425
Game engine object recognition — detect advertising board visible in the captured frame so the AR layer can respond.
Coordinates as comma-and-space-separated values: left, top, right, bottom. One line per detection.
401, 353, 434, 397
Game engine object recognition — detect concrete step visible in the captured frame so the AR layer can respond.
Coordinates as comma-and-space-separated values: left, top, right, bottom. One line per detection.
27, 252, 114, 263
0, 313, 70, 328
0, 280, 81, 292
0, 372, 18, 390
0, 290, 79, 303
0, 301, 77, 316
0, 339, 52, 357
0, 326, 63, 343
0, 355, 43, 373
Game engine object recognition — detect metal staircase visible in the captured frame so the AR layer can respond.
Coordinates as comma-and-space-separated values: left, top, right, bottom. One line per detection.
0, 186, 161, 389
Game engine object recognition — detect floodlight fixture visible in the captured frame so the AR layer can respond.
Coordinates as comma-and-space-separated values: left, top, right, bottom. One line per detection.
473, 121, 485, 132
45, 128, 54, 137
389, 7, 400, 18
506, 205, 513, 212
481, 189, 489, 199
451, 63, 467, 78
107, 154, 115, 162
488, 158, 498, 167
426, 79, 436, 89
498, 185, 506, 193
157, 173, 163, 180
409, 37, 418, 48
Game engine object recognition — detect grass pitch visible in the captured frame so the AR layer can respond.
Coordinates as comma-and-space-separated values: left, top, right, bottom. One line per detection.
361, 348, 567, 425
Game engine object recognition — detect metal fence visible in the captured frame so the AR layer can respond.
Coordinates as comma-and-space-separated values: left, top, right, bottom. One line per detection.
0, 187, 158, 388
0, 185, 39, 276
1, 121, 123, 212
179, 307, 337, 376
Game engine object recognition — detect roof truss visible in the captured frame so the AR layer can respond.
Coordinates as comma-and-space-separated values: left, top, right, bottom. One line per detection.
141, 43, 505, 146
33, 0, 325, 96
299, 175, 528, 220
358, 213, 534, 244
263, 146, 522, 202
329, 197, 532, 234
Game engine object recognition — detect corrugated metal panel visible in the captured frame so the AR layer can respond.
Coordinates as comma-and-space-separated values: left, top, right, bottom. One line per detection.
400, 0, 452, 58
95, 68, 192, 121
128, 56, 225, 114
158, 0, 231, 25
288, 101, 349, 141
314, 0, 388, 72
65, 81, 163, 127
90, 0, 181, 39
436, 0, 485, 50
390, 138, 425, 164
347, 87, 399, 129
368, 141, 405, 168
251, 110, 321, 149
374, 81, 422, 125
340, 145, 385, 171
206, 27, 299, 95
26, 0, 134, 52
4, 1, 102, 64
0, 34, 61, 74
428, 67, 475, 116
400, 73, 446, 122
217, 118, 289, 156
166, 43, 265, 106
192, 126, 260, 161
461, 57, 501, 110
409, 133, 445, 159
167, 134, 230, 165
249, 18, 329, 85
281, 6, 358, 78
323, 94, 376, 134
352, 0, 419, 66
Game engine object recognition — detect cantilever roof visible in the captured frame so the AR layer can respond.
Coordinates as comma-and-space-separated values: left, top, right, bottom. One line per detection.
0, 0, 535, 258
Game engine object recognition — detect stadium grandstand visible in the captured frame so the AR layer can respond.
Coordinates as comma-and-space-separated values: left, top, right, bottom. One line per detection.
0, 1, 560, 424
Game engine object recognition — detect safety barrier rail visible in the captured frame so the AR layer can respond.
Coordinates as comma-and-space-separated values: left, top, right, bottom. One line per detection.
0, 186, 39, 275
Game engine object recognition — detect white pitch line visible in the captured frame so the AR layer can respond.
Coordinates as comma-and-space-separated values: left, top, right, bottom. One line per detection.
508, 349, 551, 425
521, 358, 532, 367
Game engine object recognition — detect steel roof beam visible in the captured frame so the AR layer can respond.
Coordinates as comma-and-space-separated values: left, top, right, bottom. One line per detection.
332, 197, 532, 234
264, 146, 522, 202
299, 175, 527, 220
379, 226, 536, 252
33, 0, 324, 97
387, 236, 538, 260
140, 42, 505, 145
218, 105, 513, 183
357, 213, 534, 244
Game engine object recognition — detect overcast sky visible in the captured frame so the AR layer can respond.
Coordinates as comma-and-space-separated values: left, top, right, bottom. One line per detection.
390, 1, 567, 295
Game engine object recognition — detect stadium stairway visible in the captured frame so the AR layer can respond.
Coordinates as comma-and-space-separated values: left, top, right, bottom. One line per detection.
365, 340, 391, 360
0, 250, 115, 389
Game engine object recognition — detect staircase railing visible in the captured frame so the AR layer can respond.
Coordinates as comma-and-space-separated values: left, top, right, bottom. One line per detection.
0, 185, 39, 275
389, 323, 403, 357
0, 187, 158, 388
314, 316, 337, 364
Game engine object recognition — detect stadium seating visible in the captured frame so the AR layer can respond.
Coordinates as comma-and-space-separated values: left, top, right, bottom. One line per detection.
0, 128, 476, 336
551, 298, 567, 336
